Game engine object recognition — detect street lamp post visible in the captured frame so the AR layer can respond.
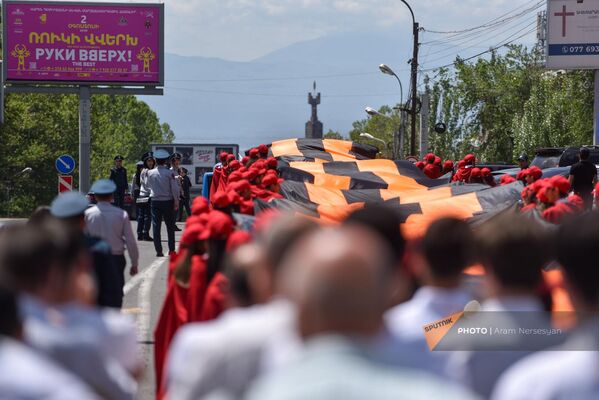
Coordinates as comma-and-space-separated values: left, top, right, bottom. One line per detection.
364, 107, 398, 159
360, 132, 390, 149
379, 64, 406, 160
398, 0, 419, 156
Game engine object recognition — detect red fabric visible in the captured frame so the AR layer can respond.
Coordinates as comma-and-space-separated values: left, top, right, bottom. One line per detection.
200, 273, 230, 321
154, 279, 189, 399
187, 256, 208, 322
423, 164, 441, 179
210, 167, 223, 200
520, 203, 537, 213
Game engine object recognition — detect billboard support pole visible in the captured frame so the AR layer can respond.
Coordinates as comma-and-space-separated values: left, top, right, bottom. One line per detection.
79, 85, 91, 194
595, 70, 599, 146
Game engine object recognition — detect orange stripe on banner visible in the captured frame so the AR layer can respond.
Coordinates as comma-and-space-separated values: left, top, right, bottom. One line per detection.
402, 192, 483, 239
356, 160, 426, 192
323, 139, 357, 161
317, 203, 365, 223
398, 187, 453, 204
289, 161, 325, 175
271, 139, 302, 157
306, 184, 349, 205
313, 174, 352, 190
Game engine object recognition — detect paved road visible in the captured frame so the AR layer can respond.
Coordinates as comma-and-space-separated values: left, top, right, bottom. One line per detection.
122, 221, 184, 400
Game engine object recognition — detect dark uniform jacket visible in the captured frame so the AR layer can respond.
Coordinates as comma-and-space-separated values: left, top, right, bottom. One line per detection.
110, 167, 128, 194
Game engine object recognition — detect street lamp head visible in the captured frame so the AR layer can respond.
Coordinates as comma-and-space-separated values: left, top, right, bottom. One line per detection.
365, 106, 379, 116
360, 132, 375, 140
379, 64, 396, 77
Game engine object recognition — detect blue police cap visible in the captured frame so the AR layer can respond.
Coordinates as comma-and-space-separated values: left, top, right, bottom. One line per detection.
50, 191, 89, 218
154, 149, 170, 160
90, 179, 117, 195
114, 155, 124, 161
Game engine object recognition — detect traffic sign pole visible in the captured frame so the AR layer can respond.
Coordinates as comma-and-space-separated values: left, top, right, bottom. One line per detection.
79, 86, 91, 194
595, 70, 599, 146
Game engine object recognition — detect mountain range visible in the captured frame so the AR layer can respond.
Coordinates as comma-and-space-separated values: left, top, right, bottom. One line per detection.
140, 28, 440, 150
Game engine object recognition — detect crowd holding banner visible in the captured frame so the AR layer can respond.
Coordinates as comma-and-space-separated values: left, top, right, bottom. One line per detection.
0, 138, 597, 399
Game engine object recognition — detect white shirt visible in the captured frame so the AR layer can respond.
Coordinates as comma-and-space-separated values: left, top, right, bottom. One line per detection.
85, 202, 139, 266
447, 296, 561, 399
20, 295, 137, 400
384, 286, 473, 377
0, 337, 99, 400
245, 335, 480, 400
166, 299, 298, 400
146, 165, 179, 202
492, 320, 599, 400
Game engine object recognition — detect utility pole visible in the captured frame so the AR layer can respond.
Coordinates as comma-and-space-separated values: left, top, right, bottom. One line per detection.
410, 21, 419, 156
420, 91, 429, 159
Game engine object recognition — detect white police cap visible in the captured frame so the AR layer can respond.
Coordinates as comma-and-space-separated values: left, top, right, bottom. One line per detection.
90, 179, 117, 195
154, 149, 170, 160
50, 191, 89, 218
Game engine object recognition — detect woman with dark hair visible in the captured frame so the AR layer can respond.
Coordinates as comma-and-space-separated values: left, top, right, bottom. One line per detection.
136, 154, 155, 241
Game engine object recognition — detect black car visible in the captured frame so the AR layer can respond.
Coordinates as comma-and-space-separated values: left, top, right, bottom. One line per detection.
531, 146, 599, 169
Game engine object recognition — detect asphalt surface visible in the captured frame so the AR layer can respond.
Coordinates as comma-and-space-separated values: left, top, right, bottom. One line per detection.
122, 220, 184, 400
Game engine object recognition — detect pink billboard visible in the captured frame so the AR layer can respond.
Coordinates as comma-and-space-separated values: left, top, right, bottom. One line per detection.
3, 1, 164, 85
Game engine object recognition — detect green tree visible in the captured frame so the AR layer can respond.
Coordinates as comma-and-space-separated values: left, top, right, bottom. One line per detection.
323, 129, 344, 140
348, 105, 403, 159
0, 93, 172, 217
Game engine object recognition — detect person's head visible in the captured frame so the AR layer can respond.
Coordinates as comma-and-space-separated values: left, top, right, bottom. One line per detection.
256, 214, 318, 300
557, 212, 599, 312
114, 155, 123, 168
280, 226, 395, 339
90, 179, 116, 203
477, 214, 551, 298
0, 221, 90, 305
417, 218, 474, 287
144, 157, 156, 169
28, 206, 52, 226
517, 153, 529, 169
224, 243, 268, 307
344, 206, 409, 306
580, 147, 590, 161
180, 167, 188, 177
49, 191, 90, 231
0, 283, 21, 340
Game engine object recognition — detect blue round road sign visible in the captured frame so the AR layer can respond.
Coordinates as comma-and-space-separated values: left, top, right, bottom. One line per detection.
55, 155, 76, 174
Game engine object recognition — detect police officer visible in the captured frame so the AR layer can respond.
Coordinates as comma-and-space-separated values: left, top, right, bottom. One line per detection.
146, 149, 180, 257
110, 155, 128, 209
49, 191, 124, 309
85, 180, 139, 307
517, 154, 529, 170
170, 153, 183, 231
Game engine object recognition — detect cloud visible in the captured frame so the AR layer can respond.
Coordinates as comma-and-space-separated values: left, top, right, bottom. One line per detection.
165, 0, 533, 60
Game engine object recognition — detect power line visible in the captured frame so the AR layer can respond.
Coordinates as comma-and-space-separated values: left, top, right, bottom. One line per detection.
421, 1, 543, 48
421, 25, 538, 73
164, 87, 402, 98
422, 19, 537, 65
164, 71, 399, 83
422, 0, 542, 38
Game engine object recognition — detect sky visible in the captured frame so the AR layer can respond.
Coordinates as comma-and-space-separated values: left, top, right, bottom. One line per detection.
164, 0, 540, 61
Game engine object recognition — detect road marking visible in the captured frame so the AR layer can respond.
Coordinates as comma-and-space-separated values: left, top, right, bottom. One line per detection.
124, 257, 165, 295
136, 257, 166, 341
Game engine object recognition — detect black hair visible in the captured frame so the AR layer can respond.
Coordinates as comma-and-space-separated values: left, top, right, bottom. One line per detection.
557, 211, 599, 306
206, 239, 228, 285
0, 282, 20, 338
477, 214, 551, 290
580, 147, 590, 160
0, 221, 85, 292
344, 205, 406, 266
422, 218, 474, 278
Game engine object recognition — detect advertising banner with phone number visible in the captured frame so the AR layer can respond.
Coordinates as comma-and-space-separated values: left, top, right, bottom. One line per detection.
3, 1, 163, 85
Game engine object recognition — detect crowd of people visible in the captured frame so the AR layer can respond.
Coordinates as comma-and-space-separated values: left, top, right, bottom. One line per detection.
1, 143, 598, 400
209, 144, 284, 214
415, 152, 496, 186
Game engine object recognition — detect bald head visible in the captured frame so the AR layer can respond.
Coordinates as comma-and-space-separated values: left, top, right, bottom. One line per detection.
280, 226, 395, 339
224, 243, 268, 307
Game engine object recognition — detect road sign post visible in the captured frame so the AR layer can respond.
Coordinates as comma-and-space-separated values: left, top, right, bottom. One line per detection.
79, 87, 92, 194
